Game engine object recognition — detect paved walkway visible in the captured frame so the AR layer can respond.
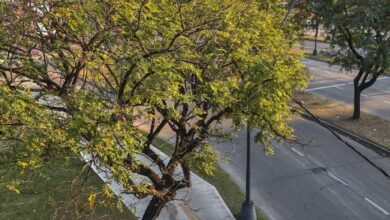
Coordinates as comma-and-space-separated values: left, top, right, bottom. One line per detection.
81, 146, 234, 220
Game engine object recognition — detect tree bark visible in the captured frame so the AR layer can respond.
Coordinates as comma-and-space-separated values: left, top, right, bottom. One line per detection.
352, 68, 364, 120
142, 196, 167, 220
352, 84, 361, 119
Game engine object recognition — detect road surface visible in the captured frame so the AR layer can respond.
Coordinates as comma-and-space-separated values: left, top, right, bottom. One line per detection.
214, 118, 390, 220
139, 115, 390, 220
135, 46, 390, 219
302, 59, 390, 120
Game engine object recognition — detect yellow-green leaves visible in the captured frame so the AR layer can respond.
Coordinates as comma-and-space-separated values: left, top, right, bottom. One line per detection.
187, 143, 219, 176
88, 192, 97, 209
17, 161, 29, 169
6, 184, 21, 194
0, 1, 308, 218
5, 179, 21, 194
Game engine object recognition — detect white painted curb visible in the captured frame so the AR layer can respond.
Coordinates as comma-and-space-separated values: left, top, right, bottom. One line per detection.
81, 145, 234, 220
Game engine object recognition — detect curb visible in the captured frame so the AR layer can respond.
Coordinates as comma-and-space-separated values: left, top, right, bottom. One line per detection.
295, 110, 390, 157
81, 145, 235, 220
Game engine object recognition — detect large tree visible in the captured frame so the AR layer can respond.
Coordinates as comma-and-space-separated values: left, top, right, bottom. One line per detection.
313, 0, 390, 119
0, 0, 307, 219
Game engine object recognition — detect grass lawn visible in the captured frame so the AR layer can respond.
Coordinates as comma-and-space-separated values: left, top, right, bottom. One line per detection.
293, 91, 390, 149
152, 137, 267, 220
0, 135, 268, 220
304, 54, 333, 64
0, 155, 135, 220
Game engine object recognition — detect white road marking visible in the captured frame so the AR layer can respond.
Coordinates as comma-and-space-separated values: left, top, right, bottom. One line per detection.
364, 197, 390, 215
306, 77, 388, 92
335, 86, 344, 90
384, 101, 390, 104
361, 94, 368, 97
327, 172, 348, 186
305, 83, 347, 92
290, 147, 305, 157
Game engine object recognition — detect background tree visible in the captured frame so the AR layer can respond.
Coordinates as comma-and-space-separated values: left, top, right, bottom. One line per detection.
313, 0, 390, 119
0, 0, 307, 219
307, 1, 325, 55
291, 0, 326, 55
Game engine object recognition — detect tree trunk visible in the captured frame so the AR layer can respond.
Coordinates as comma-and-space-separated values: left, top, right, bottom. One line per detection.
142, 196, 167, 220
352, 82, 361, 119
313, 21, 319, 56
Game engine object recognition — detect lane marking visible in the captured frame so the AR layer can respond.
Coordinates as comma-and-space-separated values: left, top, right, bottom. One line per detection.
361, 94, 368, 97
364, 197, 390, 215
305, 83, 347, 92
327, 172, 348, 186
290, 147, 305, 157
306, 78, 384, 92
384, 101, 390, 104
335, 86, 344, 90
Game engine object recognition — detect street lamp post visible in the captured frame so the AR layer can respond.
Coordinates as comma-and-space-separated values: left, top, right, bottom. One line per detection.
239, 123, 256, 220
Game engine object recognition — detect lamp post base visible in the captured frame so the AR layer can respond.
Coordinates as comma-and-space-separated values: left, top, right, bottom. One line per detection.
239, 200, 256, 220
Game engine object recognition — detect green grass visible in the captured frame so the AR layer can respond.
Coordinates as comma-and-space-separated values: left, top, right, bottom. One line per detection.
0, 156, 135, 220
304, 53, 333, 64
0, 136, 268, 220
152, 138, 267, 220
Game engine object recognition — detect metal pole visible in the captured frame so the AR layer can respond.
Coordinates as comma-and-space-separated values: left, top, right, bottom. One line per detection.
240, 122, 256, 220
245, 123, 251, 202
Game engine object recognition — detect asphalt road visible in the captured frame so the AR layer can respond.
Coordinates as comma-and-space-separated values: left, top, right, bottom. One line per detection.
139, 115, 390, 220
135, 41, 390, 219
214, 118, 390, 220
302, 59, 390, 120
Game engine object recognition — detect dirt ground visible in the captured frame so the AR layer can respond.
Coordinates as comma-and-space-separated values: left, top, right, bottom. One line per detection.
293, 91, 390, 149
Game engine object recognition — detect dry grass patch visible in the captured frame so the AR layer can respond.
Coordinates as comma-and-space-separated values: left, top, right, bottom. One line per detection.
293, 91, 390, 149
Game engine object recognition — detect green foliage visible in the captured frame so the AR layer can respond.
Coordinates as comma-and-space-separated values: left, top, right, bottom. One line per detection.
0, 0, 308, 218
152, 136, 266, 220
313, 0, 390, 73
310, 0, 390, 118
0, 87, 67, 168
185, 143, 219, 176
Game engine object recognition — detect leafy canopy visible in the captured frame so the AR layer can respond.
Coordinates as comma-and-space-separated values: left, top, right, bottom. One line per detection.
0, 0, 307, 217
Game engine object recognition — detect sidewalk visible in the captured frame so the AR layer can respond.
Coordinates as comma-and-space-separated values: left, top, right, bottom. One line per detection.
81, 146, 234, 220
20, 82, 234, 219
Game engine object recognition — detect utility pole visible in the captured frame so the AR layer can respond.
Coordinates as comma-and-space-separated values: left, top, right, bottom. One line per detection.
239, 123, 256, 220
